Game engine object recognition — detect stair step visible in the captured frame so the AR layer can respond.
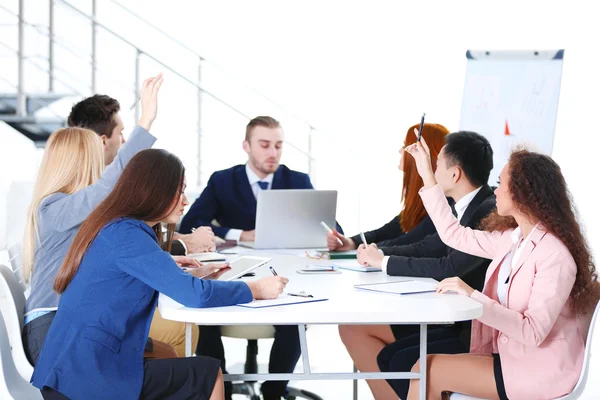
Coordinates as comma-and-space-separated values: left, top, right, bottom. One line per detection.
0, 92, 73, 115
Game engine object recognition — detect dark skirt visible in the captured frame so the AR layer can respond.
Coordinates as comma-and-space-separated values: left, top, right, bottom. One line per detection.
41, 356, 222, 400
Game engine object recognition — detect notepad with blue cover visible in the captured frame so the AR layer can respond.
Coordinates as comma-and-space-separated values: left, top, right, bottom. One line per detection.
354, 280, 437, 295
332, 259, 380, 272
238, 295, 328, 308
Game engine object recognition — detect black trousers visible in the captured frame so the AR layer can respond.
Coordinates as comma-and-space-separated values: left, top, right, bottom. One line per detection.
196, 325, 301, 400
40, 356, 221, 400
377, 326, 468, 400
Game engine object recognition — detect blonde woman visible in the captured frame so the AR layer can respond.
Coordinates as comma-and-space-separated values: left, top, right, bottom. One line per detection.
22, 74, 163, 365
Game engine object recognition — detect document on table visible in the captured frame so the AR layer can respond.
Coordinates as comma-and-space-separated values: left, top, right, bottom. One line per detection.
238, 295, 328, 308
354, 280, 438, 295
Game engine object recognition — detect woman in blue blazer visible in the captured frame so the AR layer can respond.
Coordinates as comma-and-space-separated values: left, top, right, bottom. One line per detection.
31, 149, 288, 400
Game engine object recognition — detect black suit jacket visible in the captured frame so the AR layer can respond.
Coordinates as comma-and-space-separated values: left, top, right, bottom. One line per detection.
349, 198, 454, 249
170, 239, 186, 256
381, 186, 495, 289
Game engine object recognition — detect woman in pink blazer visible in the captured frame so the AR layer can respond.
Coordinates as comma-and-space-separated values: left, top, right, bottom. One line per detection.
400, 130, 599, 400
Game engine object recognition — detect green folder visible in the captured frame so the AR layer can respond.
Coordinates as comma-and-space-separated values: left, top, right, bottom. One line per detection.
328, 250, 357, 259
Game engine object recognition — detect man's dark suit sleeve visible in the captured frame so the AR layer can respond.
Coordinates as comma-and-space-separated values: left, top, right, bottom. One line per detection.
384, 248, 490, 282
179, 174, 230, 239
350, 216, 403, 247
380, 232, 448, 259
375, 214, 438, 248
169, 239, 186, 256
383, 196, 497, 283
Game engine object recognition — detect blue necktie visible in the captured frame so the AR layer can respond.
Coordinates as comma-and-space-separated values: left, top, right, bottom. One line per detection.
257, 181, 269, 190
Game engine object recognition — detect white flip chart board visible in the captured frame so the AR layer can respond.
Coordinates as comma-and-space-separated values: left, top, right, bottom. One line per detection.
459, 50, 564, 185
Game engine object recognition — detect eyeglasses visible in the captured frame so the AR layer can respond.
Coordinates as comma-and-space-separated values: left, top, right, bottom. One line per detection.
305, 251, 330, 260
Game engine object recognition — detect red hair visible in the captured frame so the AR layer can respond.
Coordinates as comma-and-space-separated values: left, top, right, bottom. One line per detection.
400, 123, 449, 232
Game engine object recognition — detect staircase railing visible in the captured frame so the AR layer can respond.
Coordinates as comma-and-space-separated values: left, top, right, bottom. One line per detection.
1, 0, 318, 186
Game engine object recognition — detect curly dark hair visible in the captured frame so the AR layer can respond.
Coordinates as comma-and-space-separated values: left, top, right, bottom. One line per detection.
67, 94, 120, 138
481, 150, 599, 316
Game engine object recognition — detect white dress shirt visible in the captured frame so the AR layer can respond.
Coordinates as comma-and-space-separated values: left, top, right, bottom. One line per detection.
380, 186, 482, 274
225, 164, 274, 241
497, 224, 538, 305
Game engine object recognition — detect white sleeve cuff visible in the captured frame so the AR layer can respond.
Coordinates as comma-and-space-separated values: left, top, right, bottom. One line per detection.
381, 256, 390, 274
225, 229, 243, 242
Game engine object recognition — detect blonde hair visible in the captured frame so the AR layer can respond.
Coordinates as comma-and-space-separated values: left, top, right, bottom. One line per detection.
22, 127, 104, 282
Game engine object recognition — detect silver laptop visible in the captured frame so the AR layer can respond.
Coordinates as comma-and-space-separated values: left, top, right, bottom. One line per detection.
240, 189, 338, 249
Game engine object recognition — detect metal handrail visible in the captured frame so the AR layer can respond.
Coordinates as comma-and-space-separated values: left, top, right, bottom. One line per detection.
53, 0, 314, 160
105, 0, 316, 130
55, 0, 249, 121
3, 0, 316, 187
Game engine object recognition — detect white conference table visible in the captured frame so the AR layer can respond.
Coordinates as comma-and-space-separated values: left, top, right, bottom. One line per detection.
159, 247, 483, 400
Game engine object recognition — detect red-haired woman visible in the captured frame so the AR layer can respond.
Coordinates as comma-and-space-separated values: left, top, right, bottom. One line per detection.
327, 123, 450, 250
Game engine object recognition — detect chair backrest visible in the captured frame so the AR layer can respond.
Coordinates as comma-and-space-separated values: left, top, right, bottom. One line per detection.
449, 300, 600, 400
6, 243, 24, 286
0, 264, 33, 381
559, 299, 600, 399
0, 309, 42, 399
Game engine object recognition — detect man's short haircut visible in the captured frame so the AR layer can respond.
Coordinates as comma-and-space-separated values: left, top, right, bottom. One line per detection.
245, 116, 281, 141
67, 94, 121, 138
443, 131, 494, 187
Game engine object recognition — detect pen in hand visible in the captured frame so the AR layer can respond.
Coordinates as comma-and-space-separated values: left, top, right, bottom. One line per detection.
320, 221, 344, 246
269, 266, 278, 276
360, 232, 368, 248
129, 96, 141, 111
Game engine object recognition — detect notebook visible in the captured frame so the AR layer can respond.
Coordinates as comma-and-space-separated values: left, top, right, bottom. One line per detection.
238, 295, 328, 308
354, 280, 438, 295
332, 259, 380, 272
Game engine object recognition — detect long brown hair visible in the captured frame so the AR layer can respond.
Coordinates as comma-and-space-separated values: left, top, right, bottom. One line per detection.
401, 123, 449, 232
481, 150, 599, 315
54, 149, 185, 293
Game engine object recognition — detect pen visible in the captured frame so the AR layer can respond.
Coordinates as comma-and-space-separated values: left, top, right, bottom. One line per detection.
270, 266, 278, 276
320, 221, 344, 246
417, 113, 426, 142
129, 96, 141, 111
360, 232, 368, 248
288, 292, 314, 298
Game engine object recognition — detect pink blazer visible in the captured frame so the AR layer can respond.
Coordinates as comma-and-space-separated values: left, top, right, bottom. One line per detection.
420, 185, 585, 400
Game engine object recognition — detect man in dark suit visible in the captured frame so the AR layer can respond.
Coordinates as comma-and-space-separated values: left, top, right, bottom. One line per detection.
340, 131, 496, 400
181, 116, 334, 400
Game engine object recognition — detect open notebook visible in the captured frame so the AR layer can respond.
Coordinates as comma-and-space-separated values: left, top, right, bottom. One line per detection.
238, 295, 328, 308
331, 259, 380, 272
354, 280, 438, 295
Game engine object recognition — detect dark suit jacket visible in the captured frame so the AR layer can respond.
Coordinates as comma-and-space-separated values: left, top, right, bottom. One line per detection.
170, 239, 186, 256
180, 164, 342, 238
381, 186, 495, 287
380, 186, 496, 345
349, 198, 454, 249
